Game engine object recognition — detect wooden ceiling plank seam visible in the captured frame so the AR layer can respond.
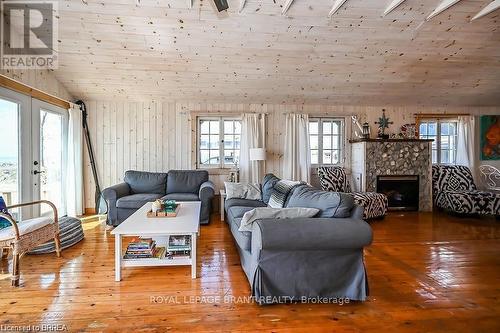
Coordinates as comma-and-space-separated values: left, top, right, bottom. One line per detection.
426, 0, 464, 21
382, 0, 407, 17
471, 0, 500, 21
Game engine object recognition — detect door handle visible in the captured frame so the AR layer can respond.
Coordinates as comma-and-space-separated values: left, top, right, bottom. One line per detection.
33, 170, 45, 175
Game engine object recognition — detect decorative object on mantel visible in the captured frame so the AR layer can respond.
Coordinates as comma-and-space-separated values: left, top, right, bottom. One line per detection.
362, 122, 371, 139
351, 116, 364, 138
351, 116, 371, 139
389, 133, 405, 140
374, 109, 393, 139
401, 123, 417, 139
480, 115, 500, 160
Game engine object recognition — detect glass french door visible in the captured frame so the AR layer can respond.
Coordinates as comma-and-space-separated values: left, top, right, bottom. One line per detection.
0, 88, 31, 219
32, 100, 68, 217
0, 87, 67, 219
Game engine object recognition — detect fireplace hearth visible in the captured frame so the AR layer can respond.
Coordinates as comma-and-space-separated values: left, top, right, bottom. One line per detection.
377, 175, 419, 211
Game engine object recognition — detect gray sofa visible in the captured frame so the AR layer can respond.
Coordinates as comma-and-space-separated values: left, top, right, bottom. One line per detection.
102, 170, 215, 226
225, 174, 373, 304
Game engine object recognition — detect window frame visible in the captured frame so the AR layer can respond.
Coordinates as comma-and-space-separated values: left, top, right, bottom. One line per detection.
197, 116, 241, 169
418, 118, 458, 165
309, 117, 345, 167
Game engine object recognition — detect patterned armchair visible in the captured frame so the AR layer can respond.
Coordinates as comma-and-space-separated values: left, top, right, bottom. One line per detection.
317, 167, 388, 220
432, 165, 500, 216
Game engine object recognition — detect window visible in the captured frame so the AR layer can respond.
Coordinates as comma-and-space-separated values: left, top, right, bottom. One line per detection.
419, 119, 458, 164
309, 118, 344, 166
198, 117, 241, 168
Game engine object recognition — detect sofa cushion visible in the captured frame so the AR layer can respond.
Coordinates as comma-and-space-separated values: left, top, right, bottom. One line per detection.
225, 198, 267, 211
286, 186, 354, 218
229, 218, 251, 251
228, 206, 256, 221
116, 193, 163, 209
0, 216, 53, 241
124, 170, 167, 195
268, 180, 303, 208
239, 207, 319, 232
167, 170, 208, 194
261, 174, 281, 204
224, 182, 262, 200
162, 193, 199, 201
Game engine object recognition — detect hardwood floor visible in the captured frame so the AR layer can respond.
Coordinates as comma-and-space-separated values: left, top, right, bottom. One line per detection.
1, 212, 499, 332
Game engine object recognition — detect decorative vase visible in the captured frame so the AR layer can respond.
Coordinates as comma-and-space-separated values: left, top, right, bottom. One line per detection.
151, 200, 162, 213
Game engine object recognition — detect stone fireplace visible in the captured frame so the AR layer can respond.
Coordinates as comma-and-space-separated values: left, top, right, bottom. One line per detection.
350, 139, 433, 212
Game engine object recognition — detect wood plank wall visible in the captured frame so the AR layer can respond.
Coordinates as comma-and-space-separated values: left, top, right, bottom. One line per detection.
0, 69, 73, 102
82, 102, 361, 208
83, 102, 500, 209
82, 102, 500, 209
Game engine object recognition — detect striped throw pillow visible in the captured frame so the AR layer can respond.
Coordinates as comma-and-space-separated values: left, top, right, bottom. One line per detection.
268, 180, 304, 208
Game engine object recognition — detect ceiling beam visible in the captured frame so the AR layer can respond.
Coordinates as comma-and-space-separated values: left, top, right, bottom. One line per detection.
328, 0, 349, 17
426, 0, 463, 21
239, 0, 246, 13
382, 0, 407, 17
471, 0, 500, 21
281, 0, 295, 15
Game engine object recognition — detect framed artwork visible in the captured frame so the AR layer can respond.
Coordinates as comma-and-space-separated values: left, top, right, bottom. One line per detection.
480, 115, 500, 160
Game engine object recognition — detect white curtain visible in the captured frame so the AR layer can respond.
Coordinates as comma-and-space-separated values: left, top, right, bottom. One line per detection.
456, 116, 475, 172
66, 104, 84, 216
283, 114, 311, 182
240, 113, 266, 183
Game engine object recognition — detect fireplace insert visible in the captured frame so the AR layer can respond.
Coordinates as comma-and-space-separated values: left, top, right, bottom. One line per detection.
376, 175, 419, 211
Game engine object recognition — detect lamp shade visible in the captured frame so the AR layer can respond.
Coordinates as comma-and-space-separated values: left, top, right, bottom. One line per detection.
249, 148, 266, 161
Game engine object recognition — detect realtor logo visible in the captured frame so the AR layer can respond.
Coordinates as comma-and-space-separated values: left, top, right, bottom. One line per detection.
1, 1, 58, 69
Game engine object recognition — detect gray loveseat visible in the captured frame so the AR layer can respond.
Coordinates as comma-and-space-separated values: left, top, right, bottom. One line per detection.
225, 174, 373, 304
102, 170, 215, 226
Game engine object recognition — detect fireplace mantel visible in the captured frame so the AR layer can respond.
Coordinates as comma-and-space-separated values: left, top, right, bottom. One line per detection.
350, 140, 433, 212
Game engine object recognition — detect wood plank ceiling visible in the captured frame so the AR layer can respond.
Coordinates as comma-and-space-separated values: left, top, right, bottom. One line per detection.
49, 0, 500, 106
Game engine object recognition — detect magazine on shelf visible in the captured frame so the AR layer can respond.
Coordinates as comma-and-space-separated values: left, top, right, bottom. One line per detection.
168, 235, 190, 246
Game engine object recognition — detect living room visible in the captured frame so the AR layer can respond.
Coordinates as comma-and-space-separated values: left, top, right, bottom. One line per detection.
0, 0, 499, 332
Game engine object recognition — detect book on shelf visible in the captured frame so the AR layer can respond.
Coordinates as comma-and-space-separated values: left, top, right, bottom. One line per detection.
124, 237, 166, 259
124, 246, 166, 260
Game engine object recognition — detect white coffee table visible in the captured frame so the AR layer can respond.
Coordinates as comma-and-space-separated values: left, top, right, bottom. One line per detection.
111, 201, 201, 281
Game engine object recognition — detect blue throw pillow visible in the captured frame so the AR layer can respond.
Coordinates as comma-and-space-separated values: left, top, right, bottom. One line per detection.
0, 196, 14, 230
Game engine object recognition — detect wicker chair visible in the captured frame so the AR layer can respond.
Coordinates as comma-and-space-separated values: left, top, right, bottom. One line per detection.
0, 200, 61, 286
